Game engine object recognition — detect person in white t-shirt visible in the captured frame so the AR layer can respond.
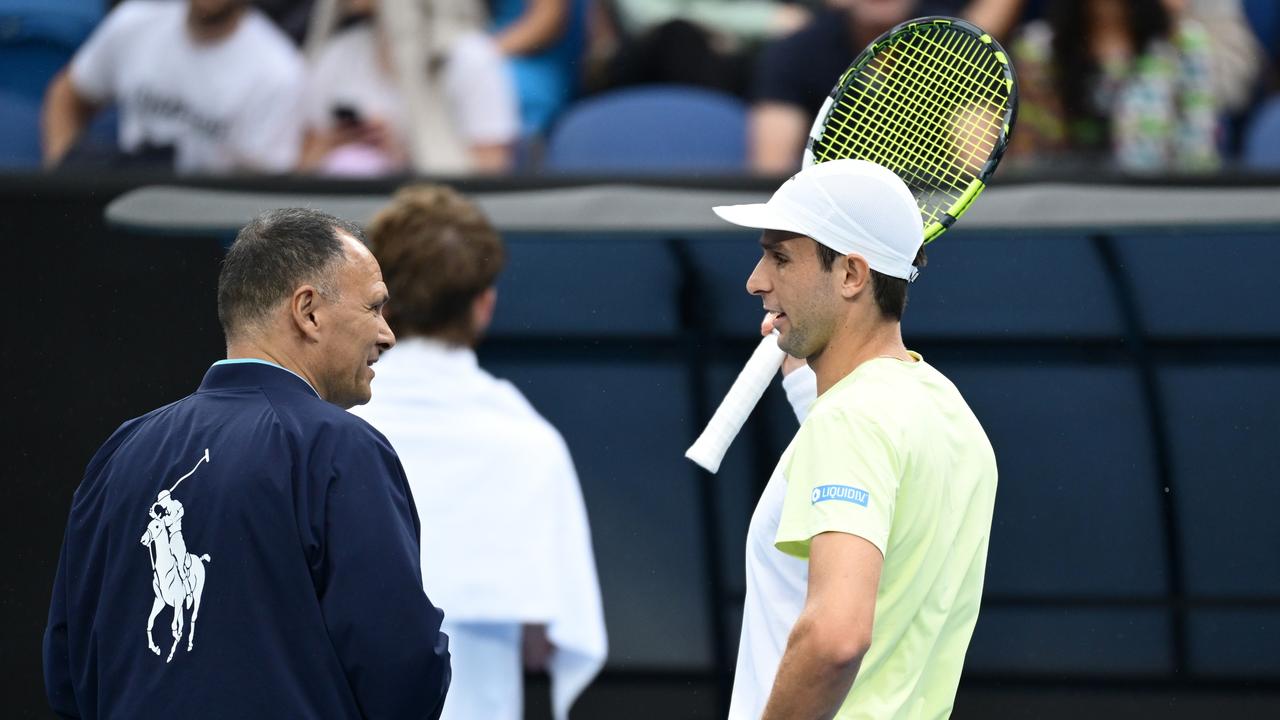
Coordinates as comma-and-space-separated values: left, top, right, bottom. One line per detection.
41, 0, 305, 174
299, 0, 520, 176
712, 160, 998, 719
351, 184, 606, 720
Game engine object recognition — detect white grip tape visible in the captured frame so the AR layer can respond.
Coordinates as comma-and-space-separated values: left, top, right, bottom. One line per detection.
685, 334, 786, 473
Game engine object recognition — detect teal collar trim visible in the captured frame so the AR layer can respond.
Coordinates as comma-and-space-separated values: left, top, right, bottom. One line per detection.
212, 358, 319, 398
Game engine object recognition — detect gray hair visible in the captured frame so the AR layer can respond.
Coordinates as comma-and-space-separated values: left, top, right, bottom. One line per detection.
216, 208, 366, 339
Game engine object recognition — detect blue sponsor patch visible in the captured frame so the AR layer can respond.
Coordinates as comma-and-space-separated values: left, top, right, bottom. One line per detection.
810, 484, 869, 507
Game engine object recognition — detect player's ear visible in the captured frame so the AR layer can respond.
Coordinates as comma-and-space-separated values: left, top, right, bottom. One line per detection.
291, 285, 324, 341
838, 254, 871, 299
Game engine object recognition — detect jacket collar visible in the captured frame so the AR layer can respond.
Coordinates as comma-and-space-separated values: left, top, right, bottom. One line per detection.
199, 359, 321, 398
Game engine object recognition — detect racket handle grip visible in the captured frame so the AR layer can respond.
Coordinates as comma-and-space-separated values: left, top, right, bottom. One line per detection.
685, 334, 787, 473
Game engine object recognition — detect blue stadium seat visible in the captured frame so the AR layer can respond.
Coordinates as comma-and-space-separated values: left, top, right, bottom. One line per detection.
968, 607, 1174, 675
0, 91, 42, 167
1161, 366, 1280, 597
1243, 96, 1280, 168
544, 85, 747, 174
1190, 610, 1280, 676
489, 233, 681, 337
479, 358, 713, 669
945, 363, 1167, 599
1114, 232, 1280, 338
0, 1, 104, 102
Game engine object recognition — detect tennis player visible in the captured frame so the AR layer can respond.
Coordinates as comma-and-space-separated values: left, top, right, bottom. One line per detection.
713, 159, 998, 719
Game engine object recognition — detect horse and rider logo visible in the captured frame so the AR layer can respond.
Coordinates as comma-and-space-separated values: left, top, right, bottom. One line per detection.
139, 448, 212, 663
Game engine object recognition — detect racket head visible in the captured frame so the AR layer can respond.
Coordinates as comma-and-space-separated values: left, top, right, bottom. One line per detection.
803, 16, 1018, 244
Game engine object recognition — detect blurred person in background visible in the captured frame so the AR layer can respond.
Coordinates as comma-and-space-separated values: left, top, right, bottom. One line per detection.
749, 0, 1028, 174
490, 0, 585, 136
41, 0, 305, 173
353, 185, 607, 720
1009, 0, 1219, 173
299, 0, 519, 175
586, 0, 811, 97
1184, 0, 1264, 117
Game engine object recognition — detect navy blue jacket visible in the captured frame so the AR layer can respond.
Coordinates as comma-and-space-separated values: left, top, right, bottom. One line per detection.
43, 361, 451, 719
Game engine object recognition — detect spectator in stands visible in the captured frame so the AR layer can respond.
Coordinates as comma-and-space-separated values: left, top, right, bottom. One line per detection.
748, 0, 1028, 174
1184, 0, 1264, 116
588, 0, 810, 97
491, 0, 585, 135
1009, 0, 1220, 173
299, 0, 519, 175
41, 0, 305, 173
353, 184, 607, 720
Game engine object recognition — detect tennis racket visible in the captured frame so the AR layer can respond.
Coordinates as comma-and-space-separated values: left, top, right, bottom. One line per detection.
686, 16, 1017, 473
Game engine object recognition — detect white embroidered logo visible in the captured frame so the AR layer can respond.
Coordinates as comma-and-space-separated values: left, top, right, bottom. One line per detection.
140, 448, 212, 662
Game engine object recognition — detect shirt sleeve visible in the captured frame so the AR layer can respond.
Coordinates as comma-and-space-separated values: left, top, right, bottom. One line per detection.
68, 1, 147, 104
775, 405, 900, 559
317, 429, 451, 720
781, 365, 817, 424
446, 33, 520, 145
43, 533, 79, 719
752, 34, 808, 107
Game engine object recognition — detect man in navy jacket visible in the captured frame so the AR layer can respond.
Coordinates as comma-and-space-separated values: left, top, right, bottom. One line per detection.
43, 208, 451, 719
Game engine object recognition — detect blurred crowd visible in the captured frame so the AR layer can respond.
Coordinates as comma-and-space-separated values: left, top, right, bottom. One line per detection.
6, 0, 1280, 176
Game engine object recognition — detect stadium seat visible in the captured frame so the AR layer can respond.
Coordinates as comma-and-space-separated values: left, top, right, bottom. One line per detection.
1114, 232, 1280, 338
0, 1, 104, 102
0, 91, 42, 167
489, 233, 681, 336
1243, 95, 1280, 169
481, 358, 713, 669
544, 85, 747, 174
1162, 365, 1280, 677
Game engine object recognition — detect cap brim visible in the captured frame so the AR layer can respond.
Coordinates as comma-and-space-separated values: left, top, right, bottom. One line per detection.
712, 203, 807, 235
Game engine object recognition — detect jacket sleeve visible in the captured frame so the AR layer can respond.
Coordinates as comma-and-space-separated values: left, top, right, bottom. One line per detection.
317, 430, 451, 719
43, 534, 80, 719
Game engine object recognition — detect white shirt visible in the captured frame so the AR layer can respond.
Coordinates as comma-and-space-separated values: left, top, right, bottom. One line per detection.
729, 364, 812, 719
303, 23, 518, 152
351, 338, 606, 720
69, 0, 305, 173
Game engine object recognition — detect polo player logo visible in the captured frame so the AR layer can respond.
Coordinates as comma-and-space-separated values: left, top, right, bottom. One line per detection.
139, 448, 212, 663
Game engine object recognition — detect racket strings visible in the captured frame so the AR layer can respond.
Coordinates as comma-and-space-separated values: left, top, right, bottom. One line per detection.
811, 22, 1012, 230
895, 34, 1004, 175
854, 45, 982, 192
844, 31, 1004, 191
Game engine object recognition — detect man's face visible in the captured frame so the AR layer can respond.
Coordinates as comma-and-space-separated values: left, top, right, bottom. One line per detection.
313, 234, 396, 408
746, 231, 843, 359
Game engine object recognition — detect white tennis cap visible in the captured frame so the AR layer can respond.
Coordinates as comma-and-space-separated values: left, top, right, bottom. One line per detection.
713, 159, 924, 281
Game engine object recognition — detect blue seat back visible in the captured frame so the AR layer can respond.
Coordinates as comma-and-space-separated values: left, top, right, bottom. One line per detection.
0, 1, 105, 101
545, 85, 747, 174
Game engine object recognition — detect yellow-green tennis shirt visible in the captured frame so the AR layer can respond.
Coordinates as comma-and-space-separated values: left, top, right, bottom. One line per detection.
777, 353, 997, 719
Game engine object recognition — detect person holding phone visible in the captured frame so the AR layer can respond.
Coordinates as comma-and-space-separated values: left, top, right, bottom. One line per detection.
299, 0, 519, 175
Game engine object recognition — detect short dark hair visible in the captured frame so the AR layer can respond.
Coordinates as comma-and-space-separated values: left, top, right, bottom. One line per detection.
366, 184, 505, 345
217, 208, 365, 339
815, 239, 927, 321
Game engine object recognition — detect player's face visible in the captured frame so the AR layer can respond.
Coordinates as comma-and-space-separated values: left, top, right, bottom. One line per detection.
314, 235, 395, 409
746, 231, 843, 359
